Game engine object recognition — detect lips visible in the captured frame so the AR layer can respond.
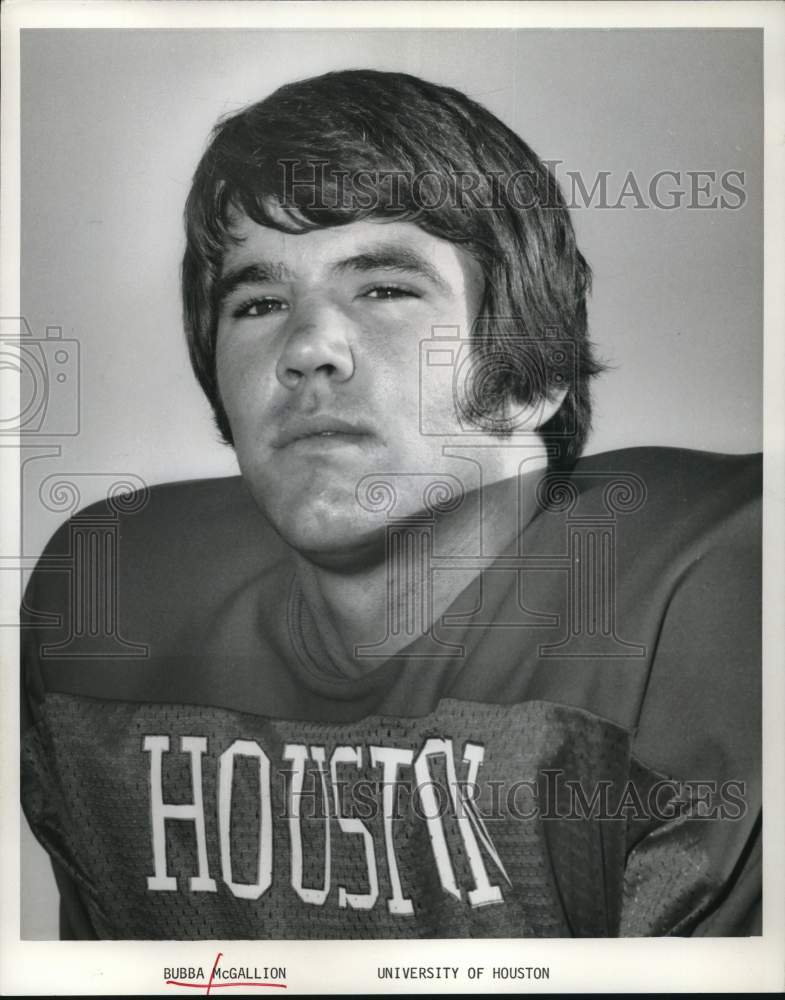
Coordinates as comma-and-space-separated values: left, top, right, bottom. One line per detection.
272, 415, 373, 449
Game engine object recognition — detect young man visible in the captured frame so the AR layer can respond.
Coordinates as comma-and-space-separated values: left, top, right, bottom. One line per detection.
21, 70, 761, 938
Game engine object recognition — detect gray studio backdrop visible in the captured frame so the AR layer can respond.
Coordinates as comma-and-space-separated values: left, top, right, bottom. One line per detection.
19, 28, 762, 937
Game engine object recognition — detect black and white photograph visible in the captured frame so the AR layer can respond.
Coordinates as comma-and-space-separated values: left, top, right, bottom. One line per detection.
1, 0, 784, 994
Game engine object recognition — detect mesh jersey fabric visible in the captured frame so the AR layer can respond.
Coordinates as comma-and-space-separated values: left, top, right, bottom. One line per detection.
20, 447, 762, 939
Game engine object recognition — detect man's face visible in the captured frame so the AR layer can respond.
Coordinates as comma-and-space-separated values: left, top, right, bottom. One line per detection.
215, 216, 485, 559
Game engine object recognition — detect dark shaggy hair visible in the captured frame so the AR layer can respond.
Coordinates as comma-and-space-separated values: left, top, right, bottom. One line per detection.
182, 69, 604, 470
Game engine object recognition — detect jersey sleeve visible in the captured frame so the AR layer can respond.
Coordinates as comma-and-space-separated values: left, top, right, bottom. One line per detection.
620, 518, 762, 936
54, 861, 99, 939
20, 523, 98, 940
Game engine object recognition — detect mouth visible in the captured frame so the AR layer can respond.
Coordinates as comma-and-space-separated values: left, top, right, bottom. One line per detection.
273, 416, 374, 449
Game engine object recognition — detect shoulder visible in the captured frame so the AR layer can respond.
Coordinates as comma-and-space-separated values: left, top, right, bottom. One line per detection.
563, 446, 761, 552
21, 476, 289, 698
567, 446, 762, 634
30, 473, 286, 574
525, 447, 761, 775
569, 449, 761, 781
571, 445, 761, 502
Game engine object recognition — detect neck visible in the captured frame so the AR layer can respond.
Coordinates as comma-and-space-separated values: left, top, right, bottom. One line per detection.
293, 453, 549, 677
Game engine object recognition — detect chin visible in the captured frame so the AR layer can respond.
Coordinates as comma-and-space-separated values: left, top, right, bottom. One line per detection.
268, 499, 388, 567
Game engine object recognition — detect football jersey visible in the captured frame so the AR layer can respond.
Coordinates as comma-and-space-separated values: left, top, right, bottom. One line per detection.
20, 447, 762, 939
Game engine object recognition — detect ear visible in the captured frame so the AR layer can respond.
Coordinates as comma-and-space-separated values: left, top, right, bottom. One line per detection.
501, 387, 569, 432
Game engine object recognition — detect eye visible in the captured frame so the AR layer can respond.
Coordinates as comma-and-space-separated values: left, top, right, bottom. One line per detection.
363, 285, 419, 301
232, 297, 288, 319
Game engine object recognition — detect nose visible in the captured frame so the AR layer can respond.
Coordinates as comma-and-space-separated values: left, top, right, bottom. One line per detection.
275, 301, 355, 390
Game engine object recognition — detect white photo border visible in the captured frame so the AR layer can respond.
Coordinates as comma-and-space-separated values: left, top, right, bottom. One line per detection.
1, 1, 783, 994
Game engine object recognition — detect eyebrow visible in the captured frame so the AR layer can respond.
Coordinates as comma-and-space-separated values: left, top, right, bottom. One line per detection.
331, 245, 450, 293
215, 242, 451, 307
214, 262, 293, 306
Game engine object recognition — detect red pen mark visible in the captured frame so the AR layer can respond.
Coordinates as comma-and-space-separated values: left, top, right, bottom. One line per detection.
165, 953, 287, 993
206, 952, 222, 996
